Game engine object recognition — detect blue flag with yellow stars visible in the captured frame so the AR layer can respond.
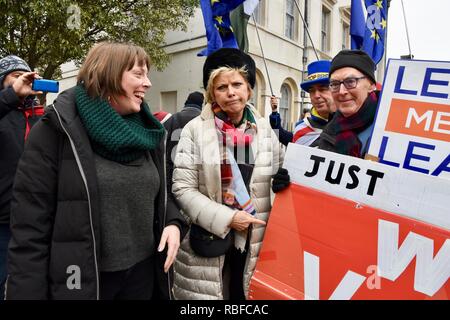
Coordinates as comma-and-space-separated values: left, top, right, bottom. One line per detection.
350, 0, 365, 50
198, 0, 245, 56
351, 0, 387, 65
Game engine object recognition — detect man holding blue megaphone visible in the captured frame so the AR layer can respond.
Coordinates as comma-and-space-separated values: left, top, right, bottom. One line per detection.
0, 54, 46, 300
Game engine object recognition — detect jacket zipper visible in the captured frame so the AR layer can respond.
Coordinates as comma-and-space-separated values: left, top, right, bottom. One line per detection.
3, 275, 8, 299
219, 255, 224, 299
53, 106, 100, 300
162, 131, 173, 300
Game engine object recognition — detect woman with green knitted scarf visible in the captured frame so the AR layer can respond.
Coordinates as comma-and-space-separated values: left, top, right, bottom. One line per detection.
6, 42, 187, 300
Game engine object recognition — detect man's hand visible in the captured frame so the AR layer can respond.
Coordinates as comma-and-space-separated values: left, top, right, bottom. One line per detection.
270, 95, 278, 112
11, 72, 42, 98
229, 210, 266, 232
158, 225, 181, 273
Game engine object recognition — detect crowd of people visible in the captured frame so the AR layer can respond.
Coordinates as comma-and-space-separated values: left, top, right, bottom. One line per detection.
0, 41, 382, 300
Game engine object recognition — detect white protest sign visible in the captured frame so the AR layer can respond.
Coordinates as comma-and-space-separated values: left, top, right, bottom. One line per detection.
367, 59, 450, 180
283, 143, 450, 230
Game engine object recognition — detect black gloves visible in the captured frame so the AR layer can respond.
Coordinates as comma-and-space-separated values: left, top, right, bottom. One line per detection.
272, 168, 290, 193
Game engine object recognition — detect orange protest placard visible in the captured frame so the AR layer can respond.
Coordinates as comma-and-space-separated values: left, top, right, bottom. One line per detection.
249, 185, 450, 300
249, 144, 450, 300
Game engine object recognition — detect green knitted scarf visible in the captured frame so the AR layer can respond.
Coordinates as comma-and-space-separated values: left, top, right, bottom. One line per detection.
75, 85, 165, 163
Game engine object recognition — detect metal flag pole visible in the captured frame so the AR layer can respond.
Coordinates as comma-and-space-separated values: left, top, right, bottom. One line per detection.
382, 0, 391, 70
252, 14, 274, 96
293, 0, 320, 61
401, 0, 414, 59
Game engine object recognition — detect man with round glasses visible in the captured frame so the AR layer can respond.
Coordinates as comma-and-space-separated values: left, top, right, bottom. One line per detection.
318, 50, 379, 158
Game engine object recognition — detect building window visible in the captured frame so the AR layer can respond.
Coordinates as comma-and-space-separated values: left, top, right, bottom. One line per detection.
285, 0, 296, 40
249, 80, 258, 109
160, 91, 177, 114
280, 84, 291, 130
321, 6, 331, 52
342, 23, 350, 49
253, 0, 265, 26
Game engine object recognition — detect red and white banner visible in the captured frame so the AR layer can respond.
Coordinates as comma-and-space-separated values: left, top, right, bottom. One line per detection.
249, 144, 450, 300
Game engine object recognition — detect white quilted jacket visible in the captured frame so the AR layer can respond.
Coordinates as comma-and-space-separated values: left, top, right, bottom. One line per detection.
172, 103, 284, 299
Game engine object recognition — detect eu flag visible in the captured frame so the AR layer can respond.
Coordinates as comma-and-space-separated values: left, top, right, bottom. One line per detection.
350, 0, 387, 65
350, 0, 365, 50
198, 0, 245, 56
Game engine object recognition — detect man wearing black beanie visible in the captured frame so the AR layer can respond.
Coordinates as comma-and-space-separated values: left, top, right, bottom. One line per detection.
184, 91, 204, 110
318, 49, 380, 158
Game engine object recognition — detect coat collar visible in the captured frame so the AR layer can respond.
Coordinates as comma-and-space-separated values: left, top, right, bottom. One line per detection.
200, 102, 262, 122
51, 86, 79, 124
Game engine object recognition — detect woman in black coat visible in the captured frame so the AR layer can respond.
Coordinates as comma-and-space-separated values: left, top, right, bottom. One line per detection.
6, 42, 187, 300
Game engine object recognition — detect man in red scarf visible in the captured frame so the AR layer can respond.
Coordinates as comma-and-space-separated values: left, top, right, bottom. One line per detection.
272, 51, 379, 193
318, 50, 378, 158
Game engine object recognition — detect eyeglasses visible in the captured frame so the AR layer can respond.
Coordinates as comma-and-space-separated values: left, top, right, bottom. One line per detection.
329, 76, 366, 92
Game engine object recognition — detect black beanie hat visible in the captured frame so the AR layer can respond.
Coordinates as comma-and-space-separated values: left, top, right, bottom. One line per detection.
184, 91, 204, 110
330, 50, 376, 84
203, 48, 256, 89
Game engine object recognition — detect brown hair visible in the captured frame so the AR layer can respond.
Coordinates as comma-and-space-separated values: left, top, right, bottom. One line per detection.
77, 42, 150, 99
204, 66, 253, 104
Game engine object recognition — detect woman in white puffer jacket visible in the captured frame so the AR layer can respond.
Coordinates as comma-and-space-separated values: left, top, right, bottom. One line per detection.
171, 48, 284, 300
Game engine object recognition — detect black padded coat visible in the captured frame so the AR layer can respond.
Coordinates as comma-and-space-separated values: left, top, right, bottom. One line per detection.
6, 87, 187, 299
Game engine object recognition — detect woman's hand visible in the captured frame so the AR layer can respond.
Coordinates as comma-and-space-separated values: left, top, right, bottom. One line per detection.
158, 225, 181, 273
229, 210, 266, 232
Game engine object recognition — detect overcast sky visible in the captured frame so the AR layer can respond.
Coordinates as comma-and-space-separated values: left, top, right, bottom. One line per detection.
386, 0, 450, 62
